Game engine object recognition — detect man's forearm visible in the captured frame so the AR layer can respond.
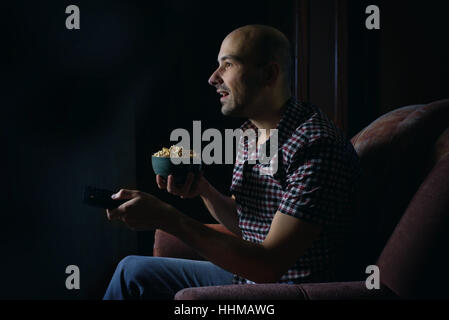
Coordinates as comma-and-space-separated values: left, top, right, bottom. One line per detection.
159, 207, 279, 283
199, 180, 241, 236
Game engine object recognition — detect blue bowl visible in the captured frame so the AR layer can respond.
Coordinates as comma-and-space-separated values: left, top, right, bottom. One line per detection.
151, 156, 202, 184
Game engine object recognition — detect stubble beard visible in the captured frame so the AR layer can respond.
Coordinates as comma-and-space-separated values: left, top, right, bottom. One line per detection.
221, 78, 261, 118
221, 98, 247, 117
221, 99, 236, 116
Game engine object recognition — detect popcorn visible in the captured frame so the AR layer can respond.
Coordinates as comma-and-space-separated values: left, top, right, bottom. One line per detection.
153, 145, 196, 158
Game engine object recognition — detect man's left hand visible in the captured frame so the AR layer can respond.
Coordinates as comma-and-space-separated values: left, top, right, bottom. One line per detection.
106, 189, 173, 231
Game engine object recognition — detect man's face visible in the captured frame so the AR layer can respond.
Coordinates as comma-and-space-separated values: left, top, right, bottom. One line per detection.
208, 33, 263, 117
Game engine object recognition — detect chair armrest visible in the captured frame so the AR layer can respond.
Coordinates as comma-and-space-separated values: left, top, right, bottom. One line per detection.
174, 282, 398, 300
298, 282, 397, 300
175, 284, 307, 300
153, 224, 235, 260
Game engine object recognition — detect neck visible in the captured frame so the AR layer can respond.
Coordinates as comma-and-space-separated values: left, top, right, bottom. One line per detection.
249, 94, 291, 130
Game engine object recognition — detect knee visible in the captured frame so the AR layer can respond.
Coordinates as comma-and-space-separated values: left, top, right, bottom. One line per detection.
115, 255, 170, 285
117, 255, 139, 270
115, 255, 145, 281
113, 256, 176, 299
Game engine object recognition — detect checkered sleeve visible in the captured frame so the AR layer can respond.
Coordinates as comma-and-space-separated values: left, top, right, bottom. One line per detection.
278, 137, 356, 227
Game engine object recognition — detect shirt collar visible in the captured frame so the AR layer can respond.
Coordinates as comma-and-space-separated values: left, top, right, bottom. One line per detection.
239, 97, 304, 147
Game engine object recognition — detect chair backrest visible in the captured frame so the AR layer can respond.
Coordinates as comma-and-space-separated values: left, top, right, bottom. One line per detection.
342, 99, 449, 295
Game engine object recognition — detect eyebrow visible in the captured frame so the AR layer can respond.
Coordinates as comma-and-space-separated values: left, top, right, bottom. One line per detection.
218, 55, 243, 63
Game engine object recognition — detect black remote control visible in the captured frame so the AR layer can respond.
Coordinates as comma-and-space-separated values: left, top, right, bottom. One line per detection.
83, 186, 127, 209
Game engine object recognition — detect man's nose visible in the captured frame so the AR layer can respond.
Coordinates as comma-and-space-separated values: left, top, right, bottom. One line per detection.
208, 68, 223, 86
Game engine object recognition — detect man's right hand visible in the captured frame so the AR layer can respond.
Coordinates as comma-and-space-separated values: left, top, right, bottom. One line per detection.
156, 172, 207, 199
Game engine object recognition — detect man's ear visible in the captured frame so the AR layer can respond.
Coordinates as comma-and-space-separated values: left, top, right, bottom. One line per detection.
262, 62, 280, 86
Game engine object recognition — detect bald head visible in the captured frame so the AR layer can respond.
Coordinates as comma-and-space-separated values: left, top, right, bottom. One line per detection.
209, 25, 292, 119
222, 25, 292, 91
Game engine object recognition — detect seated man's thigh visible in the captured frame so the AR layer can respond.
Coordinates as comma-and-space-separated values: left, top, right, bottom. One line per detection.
105, 255, 233, 299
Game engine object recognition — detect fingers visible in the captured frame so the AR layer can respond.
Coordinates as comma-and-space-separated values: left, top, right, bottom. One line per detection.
191, 171, 204, 190
106, 208, 122, 221
166, 175, 176, 194
180, 172, 194, 195
106, 195, 140, 222
185, 172, 203, 197
107, 208, 131, 227
111, 189, 140, 200
156, 175, 167, 189
165, 173, 192, 197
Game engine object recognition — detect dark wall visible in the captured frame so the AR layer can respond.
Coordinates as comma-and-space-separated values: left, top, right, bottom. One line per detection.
346, 0, 381, 137
378, 1, 449, 114
308, 0, 336, 122
346, 0, 449, 137
2, 0, 144, 299
2, 0, 295, 299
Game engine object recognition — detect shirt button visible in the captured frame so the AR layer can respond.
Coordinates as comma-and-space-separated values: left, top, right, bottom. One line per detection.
243, 206, 248, 211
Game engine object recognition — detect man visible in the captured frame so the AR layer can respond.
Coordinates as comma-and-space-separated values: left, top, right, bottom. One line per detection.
103, 25, 360, 299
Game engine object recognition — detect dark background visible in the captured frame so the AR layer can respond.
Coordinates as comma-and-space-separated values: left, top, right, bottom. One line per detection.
1, 0, 448, 299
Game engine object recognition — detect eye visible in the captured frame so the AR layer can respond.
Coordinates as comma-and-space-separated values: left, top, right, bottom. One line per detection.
224, 62, 232, 68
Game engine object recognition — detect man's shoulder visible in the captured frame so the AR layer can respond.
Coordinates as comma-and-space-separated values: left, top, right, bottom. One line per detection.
286, 101, 347, 149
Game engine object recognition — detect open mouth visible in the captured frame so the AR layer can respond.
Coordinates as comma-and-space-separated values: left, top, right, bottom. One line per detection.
218, 91, 230, 100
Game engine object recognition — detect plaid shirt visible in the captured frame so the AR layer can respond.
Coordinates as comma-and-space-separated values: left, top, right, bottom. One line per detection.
230, 98, 360, 284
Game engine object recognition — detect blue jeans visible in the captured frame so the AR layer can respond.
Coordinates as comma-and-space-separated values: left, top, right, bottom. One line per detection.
103, 256, 234, 300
